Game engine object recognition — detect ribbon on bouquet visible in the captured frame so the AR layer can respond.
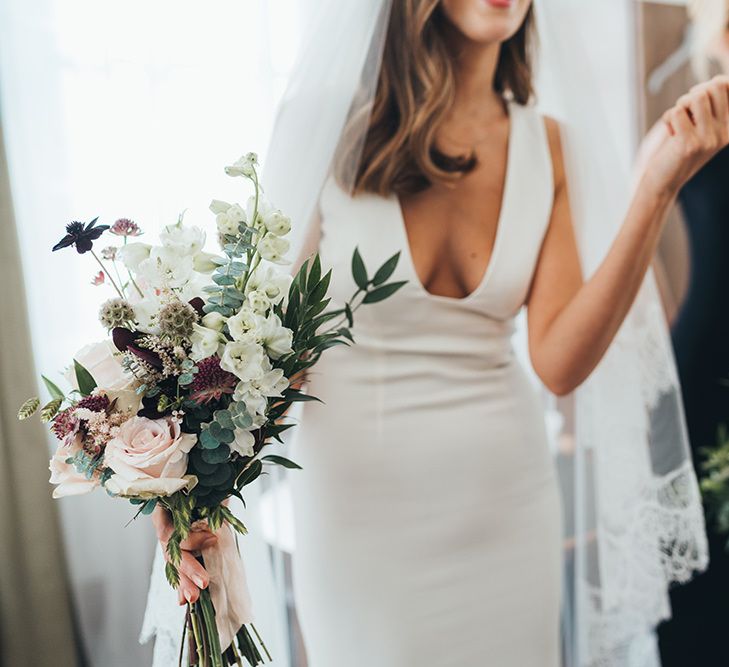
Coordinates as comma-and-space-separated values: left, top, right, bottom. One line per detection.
196, 521, 254, 650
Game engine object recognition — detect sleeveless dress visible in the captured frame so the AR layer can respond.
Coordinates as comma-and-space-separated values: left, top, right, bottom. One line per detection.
658, 146, 729, 666
290, 102, 562, 666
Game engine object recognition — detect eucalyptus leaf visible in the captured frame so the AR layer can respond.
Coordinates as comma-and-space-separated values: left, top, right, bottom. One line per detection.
200, 428, 220, 450
201, 444, 231, 464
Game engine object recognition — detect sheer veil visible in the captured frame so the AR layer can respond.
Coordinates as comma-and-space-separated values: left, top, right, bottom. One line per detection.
144, 2, 708, 665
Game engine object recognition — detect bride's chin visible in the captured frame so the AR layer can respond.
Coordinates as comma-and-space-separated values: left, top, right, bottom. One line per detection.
440, 0, 531, 46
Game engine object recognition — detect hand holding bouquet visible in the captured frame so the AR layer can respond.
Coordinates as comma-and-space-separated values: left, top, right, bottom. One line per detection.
19, 153, 404, 666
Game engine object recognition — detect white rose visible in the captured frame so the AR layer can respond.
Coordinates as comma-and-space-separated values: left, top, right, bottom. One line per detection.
261, 208, 291, 237
227, 307, 262, 342
103, 416, 196, 498
257, 233, 290, 265
260, 313, 293, 359
230, 428, 255, 458
247, 290, 271, 314
117, 242, 151, 272
65, 340, 135, 395
220, 340, 268, 382
190, 323, 223, 361
201, 311, 226, 332
160, 224, 206, 256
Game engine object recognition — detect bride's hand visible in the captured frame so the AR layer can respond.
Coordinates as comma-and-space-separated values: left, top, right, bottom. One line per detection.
152, 506, 217, 605
641, 75, 729, 198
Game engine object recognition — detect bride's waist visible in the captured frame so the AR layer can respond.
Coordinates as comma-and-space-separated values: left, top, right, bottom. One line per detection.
304, 346, 540, 405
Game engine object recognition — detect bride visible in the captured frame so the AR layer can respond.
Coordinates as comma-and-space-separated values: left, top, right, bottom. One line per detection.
150, 1, 728, 665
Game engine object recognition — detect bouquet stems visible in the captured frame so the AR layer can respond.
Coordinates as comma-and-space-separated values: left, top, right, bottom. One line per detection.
182, 557, 270, 667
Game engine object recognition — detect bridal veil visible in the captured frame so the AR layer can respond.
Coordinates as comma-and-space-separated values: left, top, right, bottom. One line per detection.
145, 2, 709, 665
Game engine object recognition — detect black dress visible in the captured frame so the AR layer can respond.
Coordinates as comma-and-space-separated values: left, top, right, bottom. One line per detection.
658, 146, 729, 666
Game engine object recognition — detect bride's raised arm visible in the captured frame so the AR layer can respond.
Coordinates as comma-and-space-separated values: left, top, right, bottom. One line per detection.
527, 75, 729, 395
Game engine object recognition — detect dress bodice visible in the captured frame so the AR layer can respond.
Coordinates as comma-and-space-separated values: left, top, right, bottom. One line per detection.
317, 102, 554, 370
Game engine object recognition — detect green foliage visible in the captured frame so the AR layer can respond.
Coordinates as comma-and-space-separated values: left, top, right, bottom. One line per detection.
700, 425, 729, 540
42, 375, 65, 401
363, 281, 408, 304
18, 397, 40, 420
40, 398, 63, 423
351, 247, 368, 290
73, 359, 97, 397
261, 454, 302, 470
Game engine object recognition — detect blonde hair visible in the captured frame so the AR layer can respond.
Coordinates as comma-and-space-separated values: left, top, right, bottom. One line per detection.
688, 0, 729, 78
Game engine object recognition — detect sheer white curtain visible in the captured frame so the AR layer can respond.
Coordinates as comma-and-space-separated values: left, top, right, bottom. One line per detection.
0, 1, 305, 664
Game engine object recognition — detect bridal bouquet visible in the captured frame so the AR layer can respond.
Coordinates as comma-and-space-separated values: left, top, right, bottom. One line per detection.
18, 153, 404, 666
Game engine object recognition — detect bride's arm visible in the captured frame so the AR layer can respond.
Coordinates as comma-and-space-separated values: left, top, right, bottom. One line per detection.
526, 76, 729, 396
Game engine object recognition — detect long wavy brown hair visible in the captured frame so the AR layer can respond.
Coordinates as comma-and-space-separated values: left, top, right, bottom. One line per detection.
344, 1, 536, 197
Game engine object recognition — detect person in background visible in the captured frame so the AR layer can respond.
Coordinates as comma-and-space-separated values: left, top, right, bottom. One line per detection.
654, 1, 729, 664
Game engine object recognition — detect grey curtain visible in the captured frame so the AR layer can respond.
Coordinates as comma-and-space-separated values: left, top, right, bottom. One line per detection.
0, 118, 82, 665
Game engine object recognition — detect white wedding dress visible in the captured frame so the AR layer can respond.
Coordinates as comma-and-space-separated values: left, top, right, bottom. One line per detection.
291, 101, 563, 667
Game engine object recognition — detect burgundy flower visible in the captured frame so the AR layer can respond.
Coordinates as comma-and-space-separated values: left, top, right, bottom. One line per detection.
91, 271, 105, 286
188, 356, 238, 404
76, 394, 111, 413
52, 218, 109, 254
110, 218, 142, 237
112, 327, 163, 369
51, 408, 78, 440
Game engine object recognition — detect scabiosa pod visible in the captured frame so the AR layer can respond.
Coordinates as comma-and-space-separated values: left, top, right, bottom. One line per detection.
99, 298, 136, 330
158, 300, 199, 341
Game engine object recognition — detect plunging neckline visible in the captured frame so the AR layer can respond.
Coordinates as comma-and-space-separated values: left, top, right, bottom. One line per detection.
392, 103, 517, 304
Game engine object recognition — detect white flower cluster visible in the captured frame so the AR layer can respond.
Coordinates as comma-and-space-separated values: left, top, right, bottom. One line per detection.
190, 153, 296, 455
116, 221, 216, 331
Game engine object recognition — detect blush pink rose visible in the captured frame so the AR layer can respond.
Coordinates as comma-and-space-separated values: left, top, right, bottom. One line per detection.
49, 433, 100, 499
103, 416, 196, 498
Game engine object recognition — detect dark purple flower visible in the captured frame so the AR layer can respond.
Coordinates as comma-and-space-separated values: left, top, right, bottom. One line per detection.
112, 327, 163, 369
52, 217, 109, 254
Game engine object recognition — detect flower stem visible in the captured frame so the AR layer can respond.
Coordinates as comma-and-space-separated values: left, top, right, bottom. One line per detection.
90, 249, 124, 299
189, 604, 205, 665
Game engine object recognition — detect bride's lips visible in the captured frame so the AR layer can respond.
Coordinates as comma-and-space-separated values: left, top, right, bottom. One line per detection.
486, 0, 513, 8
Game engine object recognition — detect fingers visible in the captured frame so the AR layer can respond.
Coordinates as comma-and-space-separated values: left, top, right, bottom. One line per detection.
704, 78, 729, 122
178, 551, 210, 590
177, 572, 201, 606
152, 506, 173, 544
180, 529, 218, 552
666, 106, 695, 139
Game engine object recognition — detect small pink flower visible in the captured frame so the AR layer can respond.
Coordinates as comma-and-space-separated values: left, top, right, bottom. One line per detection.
110, 218, 142, 237
91, 271, 105, 286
